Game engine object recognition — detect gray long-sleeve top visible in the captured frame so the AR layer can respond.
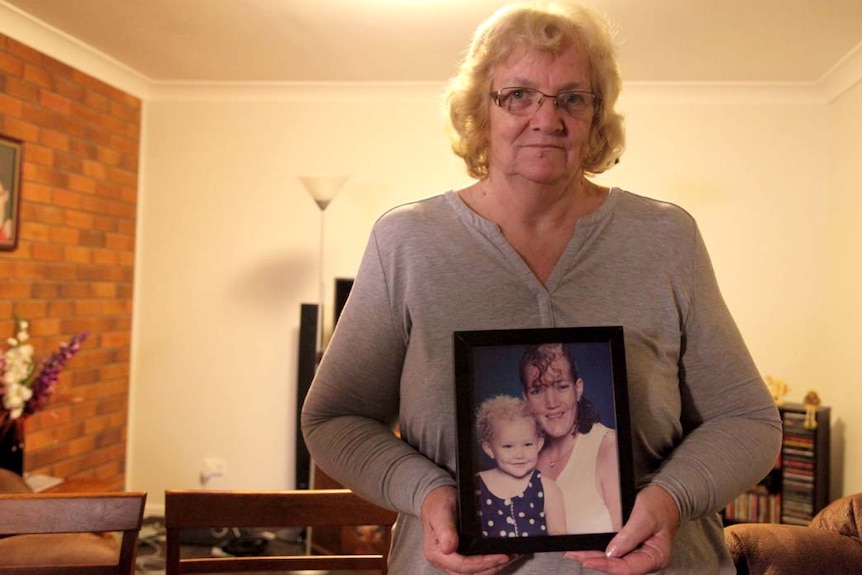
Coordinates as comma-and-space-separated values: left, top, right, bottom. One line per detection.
302, 188, 782, 574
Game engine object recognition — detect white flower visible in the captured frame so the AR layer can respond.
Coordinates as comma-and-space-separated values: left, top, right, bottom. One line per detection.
2, 380, 32, 419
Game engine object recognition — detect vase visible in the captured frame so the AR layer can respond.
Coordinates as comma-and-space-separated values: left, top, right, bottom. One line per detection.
0, 420, 24, 475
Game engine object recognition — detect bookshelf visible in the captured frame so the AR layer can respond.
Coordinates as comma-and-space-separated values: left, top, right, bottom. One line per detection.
723, 402, 830, 525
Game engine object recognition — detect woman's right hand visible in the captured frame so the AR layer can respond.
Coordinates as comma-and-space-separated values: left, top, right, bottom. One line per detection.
421, 486, 520, 575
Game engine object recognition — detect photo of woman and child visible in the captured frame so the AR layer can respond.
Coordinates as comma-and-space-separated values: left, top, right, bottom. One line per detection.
476, 343, 623, 537
474, 342, 621, 539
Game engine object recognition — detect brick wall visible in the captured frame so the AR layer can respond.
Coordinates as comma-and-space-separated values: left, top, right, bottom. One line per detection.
0, 34, 140, 489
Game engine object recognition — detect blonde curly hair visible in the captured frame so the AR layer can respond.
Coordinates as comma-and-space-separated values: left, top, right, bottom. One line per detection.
475, 394, 543, 444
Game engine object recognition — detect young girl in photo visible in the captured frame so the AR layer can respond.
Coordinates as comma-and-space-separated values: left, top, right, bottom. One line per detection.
475, 395, 566, 538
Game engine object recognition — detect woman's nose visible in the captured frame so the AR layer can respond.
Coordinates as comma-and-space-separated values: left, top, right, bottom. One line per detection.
543, 391, 559, 408
530, 97, 565, 132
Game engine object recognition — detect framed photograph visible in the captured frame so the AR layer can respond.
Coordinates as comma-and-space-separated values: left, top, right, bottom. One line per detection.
453, 326, 635, 555
0, 135, 22, 251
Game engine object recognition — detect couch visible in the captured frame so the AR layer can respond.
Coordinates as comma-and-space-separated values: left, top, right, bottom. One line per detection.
0, 468, 120, 567
724, 492, 862, 575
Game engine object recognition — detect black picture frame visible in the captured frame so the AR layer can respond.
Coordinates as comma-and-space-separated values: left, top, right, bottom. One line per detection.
0, 135, 22, 252
453, 326, 635, 555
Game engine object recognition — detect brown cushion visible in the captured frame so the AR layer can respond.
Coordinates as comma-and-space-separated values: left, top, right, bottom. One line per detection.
725, 522, 862, 575
0, 533, 119, 566
810, 492, 862, 539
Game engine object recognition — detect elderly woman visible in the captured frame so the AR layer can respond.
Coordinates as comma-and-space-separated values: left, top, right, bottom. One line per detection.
302, 2, 782, 574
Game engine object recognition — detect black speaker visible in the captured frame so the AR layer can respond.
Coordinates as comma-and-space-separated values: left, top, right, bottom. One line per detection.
295, 303, 319, 490
334, 278, 354, 326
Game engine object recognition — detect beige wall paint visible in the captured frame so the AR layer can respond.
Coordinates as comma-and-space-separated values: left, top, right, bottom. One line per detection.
826, 79, 862, 498
131, 83, 856, 510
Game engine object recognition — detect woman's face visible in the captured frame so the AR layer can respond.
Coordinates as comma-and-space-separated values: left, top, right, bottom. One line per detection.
486, 44, 595, 186
524, 353, 583, 439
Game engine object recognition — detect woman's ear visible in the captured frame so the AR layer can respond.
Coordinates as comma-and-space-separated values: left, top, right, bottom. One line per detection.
575, 378, 584, 401
481, 441, 496, 460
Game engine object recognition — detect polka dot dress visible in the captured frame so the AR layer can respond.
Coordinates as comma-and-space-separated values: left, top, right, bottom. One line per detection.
476, 469, 548, 538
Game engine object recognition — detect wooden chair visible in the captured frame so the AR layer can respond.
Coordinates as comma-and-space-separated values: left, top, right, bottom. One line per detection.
0, 491, 147, 575
164, 488, 397, 574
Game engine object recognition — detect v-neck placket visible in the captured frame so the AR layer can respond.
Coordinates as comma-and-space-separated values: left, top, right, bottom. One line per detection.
446, 189, 619, 327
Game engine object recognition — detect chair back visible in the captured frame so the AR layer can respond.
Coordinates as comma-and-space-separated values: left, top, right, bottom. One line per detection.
164, 488, 396, 574
0, 491, 147, 575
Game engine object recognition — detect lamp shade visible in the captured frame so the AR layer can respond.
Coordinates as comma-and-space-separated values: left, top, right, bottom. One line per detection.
298, 175, 348, 211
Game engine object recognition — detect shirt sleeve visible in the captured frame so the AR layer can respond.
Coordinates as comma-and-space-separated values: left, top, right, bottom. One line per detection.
649, 223, 783, 522
300, 225, 457, 517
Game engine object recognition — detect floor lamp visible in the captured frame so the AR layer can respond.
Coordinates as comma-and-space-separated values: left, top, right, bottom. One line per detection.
294, 175, 347, 490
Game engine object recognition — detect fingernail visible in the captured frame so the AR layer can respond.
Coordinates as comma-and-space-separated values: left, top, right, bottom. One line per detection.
606, 545, 619, 558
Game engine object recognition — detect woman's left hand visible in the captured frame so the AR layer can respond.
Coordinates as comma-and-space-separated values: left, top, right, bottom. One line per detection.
564, 485, 679, 575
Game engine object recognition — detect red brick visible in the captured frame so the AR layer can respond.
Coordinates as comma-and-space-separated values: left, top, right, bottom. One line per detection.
20, 221, 52, 242
22, 101, 55, 126
27, 317, 61, 336
29, 203, 65, 225
23, 63, 52, 88
23, 142, 53, 166
53, 77, 85, 102
47, 300, 74, 317
0, 282, 32, 298
0, 51, 24, 77
1, 37, 139, 485
78, 229, 105, 248
53, 188, 84, 210
46, 264, 78, 281
2, 116, 39, 141
31, 243, 65, 262
0, 93, 23, 117
4, 75, 39, 101
6, 39, 42, 66
31, 283, 59, 298
65, 210, 95, 229
24, 163, 68, 188
105, 233, 133, 251
12, 261, 50, 279
49, 226, 80, 245
70, 139, 98, 161
12, 299, 47, 319
68, 173, 97, 194
53, 152, 84, 174
39, 129, 70, 151
92, 249, 118, 265
64, 246, 93, 264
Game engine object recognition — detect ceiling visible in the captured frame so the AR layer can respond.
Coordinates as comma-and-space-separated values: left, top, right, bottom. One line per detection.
3, 0, 862, 85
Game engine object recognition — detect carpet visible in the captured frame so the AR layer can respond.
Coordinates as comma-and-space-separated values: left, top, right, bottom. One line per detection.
135, 515, 366, 575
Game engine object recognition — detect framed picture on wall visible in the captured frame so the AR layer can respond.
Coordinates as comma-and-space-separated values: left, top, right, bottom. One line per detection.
453, 326, 635, 555
0, 135, 22, 251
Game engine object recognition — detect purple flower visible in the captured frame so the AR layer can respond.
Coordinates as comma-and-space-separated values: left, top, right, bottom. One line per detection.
21, 330, 90, 418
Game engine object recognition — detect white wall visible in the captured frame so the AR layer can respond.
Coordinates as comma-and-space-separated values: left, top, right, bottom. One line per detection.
131, 81, 857, 511
826, 78, 862, 498
130, 86, 473, 508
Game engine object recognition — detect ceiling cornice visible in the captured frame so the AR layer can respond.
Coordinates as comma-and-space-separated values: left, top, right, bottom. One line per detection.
2, 0, 860, 105
0, 0, 151, 98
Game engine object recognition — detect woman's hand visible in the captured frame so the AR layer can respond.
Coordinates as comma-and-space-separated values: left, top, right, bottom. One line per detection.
564, 485, 679, 575
421, 486, 520, 575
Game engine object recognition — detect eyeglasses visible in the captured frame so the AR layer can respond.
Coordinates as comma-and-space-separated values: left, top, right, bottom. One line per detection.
491, 87, 599, 117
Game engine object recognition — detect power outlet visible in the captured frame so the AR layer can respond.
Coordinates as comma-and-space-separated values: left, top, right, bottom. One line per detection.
200, 457, 227, 486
